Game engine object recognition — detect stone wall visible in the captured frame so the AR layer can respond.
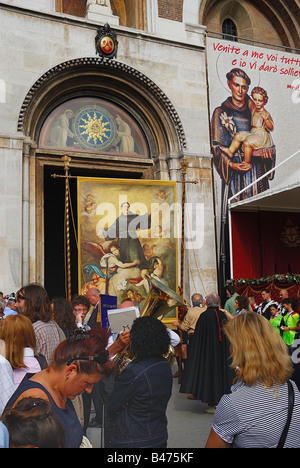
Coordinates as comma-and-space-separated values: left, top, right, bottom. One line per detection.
0, 2, 216, 299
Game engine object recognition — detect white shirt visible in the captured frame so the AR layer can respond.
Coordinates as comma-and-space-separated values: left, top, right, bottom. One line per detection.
13, 348, 42, 389
167, 328, 180, 347
0, 355, 14, 416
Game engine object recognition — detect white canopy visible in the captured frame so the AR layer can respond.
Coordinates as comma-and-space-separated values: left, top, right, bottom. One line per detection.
229, 150, 300, 212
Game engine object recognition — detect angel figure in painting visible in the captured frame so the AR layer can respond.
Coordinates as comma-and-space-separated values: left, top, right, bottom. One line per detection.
82, 241, 140, 294
131, 257, 165, 294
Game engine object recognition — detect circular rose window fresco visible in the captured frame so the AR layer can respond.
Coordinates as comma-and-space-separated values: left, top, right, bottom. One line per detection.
73, 105, 116, 150
38, 97, 149, 158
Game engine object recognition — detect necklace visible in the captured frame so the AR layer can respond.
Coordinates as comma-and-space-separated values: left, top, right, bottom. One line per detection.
42, 369, 67, 406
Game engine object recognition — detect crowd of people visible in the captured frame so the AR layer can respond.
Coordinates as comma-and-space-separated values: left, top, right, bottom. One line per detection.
0, 284, 173, 448
223, 285, 300, 349
0, 283, 300, 448
176, 285, 300, 448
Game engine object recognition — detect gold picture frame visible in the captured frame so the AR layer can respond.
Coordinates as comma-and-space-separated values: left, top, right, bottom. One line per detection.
78, 177, 179, 323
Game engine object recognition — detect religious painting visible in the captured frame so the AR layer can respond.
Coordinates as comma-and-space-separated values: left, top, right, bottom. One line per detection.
78, 178, 178, 322
206, 36, 300, 285
207, 36, 300, 205
38, 97, 149, 159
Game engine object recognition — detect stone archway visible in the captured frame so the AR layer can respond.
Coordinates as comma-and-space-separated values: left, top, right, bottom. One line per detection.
18, 56, 187, 291
18, 56, 186, 156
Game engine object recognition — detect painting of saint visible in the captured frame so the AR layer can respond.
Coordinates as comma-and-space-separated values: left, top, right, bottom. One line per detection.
78, 178, 178, 322
211, 68, 276, 202
101, 201, 151, 268
48, 109, 75, 147
207, 36, 300, 288
114, 115, 135, 154
210, 66, 276, 290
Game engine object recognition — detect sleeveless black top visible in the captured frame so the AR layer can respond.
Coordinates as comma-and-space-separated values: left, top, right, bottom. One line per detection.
4, 373, 83, 448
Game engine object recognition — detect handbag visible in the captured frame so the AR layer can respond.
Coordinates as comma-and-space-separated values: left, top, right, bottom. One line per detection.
277, 380, 294, 448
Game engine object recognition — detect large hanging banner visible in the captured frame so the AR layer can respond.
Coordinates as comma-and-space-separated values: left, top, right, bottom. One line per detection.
207, 36, 300, 204
78, 178, 178, 322
206, 37, 300, 283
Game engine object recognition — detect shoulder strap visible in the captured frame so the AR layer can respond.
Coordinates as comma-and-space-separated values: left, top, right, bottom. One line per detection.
4, 373, 54, 413
277, 380, 294, 448
34, 353, 48, 370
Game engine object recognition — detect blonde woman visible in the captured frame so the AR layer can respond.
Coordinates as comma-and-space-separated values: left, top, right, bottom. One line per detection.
206, 312, 300, 448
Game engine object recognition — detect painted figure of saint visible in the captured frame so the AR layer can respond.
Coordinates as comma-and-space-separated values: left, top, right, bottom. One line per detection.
102, 201, 150, 267
115, 115, 135, 154
49, 109, 74, 147
220, 86, 274, 169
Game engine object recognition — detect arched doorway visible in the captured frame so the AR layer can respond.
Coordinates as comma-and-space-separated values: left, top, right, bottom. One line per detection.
19, 57, 186, 298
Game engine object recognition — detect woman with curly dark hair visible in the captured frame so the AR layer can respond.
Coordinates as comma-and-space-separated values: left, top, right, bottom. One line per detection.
108, 316, 173, 448
223, 295, 250, 320
51, 297, 77, 338
130, 315, 171, 357
71, 294, 91, 330
234, 295, 250, 315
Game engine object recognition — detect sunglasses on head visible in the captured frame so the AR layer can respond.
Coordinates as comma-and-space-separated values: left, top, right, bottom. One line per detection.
67, 350, 109, 366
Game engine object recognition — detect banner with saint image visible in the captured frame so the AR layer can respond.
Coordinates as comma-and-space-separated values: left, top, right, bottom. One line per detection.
78, 178, 178, 322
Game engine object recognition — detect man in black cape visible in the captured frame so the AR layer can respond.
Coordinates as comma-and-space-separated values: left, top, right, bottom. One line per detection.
180, 293, 234, 411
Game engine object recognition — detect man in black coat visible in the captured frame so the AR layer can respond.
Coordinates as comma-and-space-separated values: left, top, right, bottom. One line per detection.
180, 293, 234, 413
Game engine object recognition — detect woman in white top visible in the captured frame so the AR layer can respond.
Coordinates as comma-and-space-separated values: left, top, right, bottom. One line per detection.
206, 311, 300, 448
0, 314, 44, 389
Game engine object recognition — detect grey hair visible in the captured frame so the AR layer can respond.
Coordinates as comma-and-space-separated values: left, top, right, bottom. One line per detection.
206, 293, 220, 307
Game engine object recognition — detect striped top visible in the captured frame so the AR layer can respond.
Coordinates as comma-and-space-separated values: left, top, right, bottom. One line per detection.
213, 379, 300, 448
